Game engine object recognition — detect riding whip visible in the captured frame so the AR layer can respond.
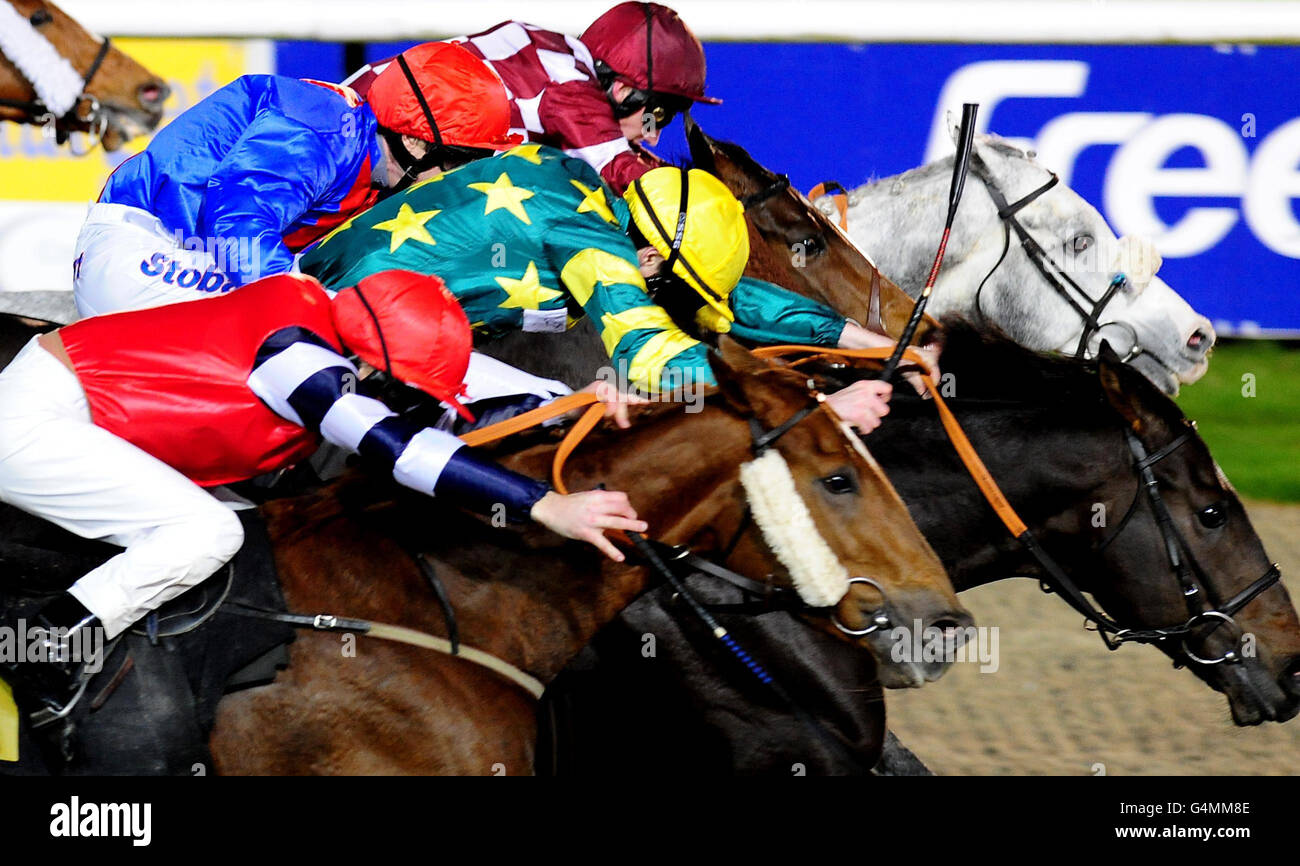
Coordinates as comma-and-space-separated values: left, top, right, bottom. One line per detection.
879, 102, 979, 382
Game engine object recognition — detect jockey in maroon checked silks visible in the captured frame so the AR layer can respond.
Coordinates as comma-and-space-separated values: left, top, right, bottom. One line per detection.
0, 271, 646, 719
344, 2, 717, 193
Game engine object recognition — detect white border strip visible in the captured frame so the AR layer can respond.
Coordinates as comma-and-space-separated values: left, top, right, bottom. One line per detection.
55, 0, 1300, 44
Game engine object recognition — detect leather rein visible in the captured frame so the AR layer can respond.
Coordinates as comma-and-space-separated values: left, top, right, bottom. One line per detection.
751, 344, 1280, 666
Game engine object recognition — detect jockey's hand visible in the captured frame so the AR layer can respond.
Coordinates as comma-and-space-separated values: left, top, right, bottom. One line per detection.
580, 379, 650, 429
837, 321, 941, 397
826, 380, 893, 434
529, 490, 647, 562
902, 344, 942, 398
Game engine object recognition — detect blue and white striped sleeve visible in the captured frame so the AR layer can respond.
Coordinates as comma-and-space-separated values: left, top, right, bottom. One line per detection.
248, 327, 551, 520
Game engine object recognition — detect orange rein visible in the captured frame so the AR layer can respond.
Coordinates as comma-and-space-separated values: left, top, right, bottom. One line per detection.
455, 343, 1034, 542
456, 391, 605, 496
807, 181, 849, 232
751, 344, 1030, 538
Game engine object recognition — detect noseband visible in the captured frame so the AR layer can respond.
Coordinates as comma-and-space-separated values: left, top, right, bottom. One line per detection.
644, 394, 899, 640
968, 152, 1140, 363
0, 27, 111, 153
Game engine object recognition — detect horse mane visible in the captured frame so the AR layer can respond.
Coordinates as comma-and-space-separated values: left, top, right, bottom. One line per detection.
932, 316, 1186, 429
852, 135, 1036, 202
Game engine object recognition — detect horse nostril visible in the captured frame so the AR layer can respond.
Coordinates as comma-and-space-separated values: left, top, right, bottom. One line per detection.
930, 617, 970, 647
1186, 329, 1212, 354
1283, 658, 1300, 698
138, 82, 168, 108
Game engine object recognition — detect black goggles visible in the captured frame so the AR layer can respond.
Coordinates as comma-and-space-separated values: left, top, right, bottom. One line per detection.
614, 88, 692, 128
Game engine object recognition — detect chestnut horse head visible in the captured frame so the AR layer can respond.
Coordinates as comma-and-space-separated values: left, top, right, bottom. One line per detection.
620, 337, 971, 687
212, 339, 968, 773
683, 115, 938, 348
0, 0, 167, 150
470, 337, 971, 688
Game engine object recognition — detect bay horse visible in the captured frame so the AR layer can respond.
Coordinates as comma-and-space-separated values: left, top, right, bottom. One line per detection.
198, 338, 968, 774
0, 0, 167, 150
543, 323, 1300, 774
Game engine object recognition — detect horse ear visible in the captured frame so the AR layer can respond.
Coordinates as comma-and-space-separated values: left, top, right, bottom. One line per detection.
709, 336, 789, 418
684, 113, 718, 173
1097, 341, 1144, 433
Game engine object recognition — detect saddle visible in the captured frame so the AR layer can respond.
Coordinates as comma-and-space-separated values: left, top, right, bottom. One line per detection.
0, 506, 294, 775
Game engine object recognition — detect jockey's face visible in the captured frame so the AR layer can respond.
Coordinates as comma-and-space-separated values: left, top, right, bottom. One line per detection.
613, 82, 662, 147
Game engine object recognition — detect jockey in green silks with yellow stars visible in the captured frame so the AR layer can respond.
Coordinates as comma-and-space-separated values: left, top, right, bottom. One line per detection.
297, 143, 901, 432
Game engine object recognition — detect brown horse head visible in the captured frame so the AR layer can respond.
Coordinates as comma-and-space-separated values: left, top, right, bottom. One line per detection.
0, 0, 167, 149
218, 339, 970, 773
684, 115, 938, 347
1094, 345, 1300, 724
527, 337, 971, 688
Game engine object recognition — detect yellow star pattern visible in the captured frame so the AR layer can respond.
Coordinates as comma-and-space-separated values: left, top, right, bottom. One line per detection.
495, 260, 563, 310
468, 172, 535, 225
571, 180, 619, 225
372, 203, 440, 253
504, 144, 545, 165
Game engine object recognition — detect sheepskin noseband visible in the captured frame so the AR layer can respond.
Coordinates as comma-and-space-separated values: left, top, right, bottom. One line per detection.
738, 449, 850, 607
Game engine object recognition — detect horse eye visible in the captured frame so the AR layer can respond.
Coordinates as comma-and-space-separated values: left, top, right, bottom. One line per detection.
795, 235, 825, 256
1071, 234, 1093, 254
29, 8, 53, 26
821, 473, 857, 495
1197, 503, 1227, 529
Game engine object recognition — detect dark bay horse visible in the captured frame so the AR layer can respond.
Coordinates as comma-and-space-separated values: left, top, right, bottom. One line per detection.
1, 0, 167, 150
546, 323, 1300, 774
201, 339, 968, 774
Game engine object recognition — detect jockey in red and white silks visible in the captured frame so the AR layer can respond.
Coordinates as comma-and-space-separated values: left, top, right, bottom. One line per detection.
0, 271, 645, 716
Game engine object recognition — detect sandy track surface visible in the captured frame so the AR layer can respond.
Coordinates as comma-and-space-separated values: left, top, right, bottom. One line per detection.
885, 499, 1300, 775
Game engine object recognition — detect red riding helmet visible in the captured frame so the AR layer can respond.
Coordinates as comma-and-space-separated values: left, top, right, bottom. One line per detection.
367, 41, 522, 151
581, 2, 721, 105
332, 269, 475, 421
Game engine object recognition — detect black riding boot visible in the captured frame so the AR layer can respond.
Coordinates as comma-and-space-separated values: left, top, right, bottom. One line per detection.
1, 593, 100, 721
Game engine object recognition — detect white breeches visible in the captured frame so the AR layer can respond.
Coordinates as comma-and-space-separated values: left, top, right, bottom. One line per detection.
72, 203, 236, 318
0, 338, 244, 637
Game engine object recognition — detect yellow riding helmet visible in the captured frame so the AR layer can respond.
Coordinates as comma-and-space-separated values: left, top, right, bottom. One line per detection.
625, 166, 748, 326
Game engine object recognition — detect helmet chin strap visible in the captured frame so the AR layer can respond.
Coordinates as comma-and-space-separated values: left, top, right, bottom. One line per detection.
380, 127, 440, 192
631, 169, 727, 309
382, 53, 446, 192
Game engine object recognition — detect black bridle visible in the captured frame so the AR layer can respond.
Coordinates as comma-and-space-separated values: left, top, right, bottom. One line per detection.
633, 395, 896, 635
620, 394, 900, 773
1024, 421, 1280, 665
0, 30, 111, 149
968, 151, 1139, 362
737, 173, 791, 212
